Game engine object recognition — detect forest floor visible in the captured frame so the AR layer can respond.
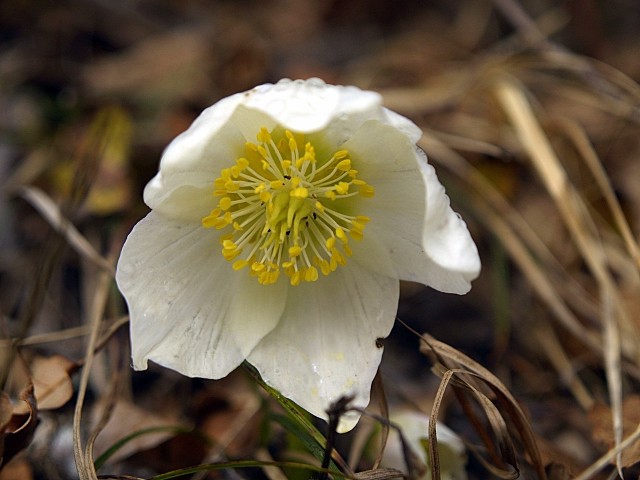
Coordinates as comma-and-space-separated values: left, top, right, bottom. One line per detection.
1, 1, 640, 479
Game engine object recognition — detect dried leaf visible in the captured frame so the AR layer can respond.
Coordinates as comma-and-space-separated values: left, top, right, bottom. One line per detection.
92, 400, 185, 466
0, 458, 32, 479
6, 354, 76, 416
353, 467, 406, 479
420, 334, 546, 479
588, 396, 640, 468
0, 384, 38, 469
29, 355, 76, 412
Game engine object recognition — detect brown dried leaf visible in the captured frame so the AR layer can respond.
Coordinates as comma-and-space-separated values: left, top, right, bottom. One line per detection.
353, 467, 406, 479
0, 458, 32, 479
588, 396, 640, 468
1, 384, 38, 469
92, 399, 184, 466
420, 334, 546, 479
0, 395, 11, 424
6, 354, 76, 415
29, 355, 75, 412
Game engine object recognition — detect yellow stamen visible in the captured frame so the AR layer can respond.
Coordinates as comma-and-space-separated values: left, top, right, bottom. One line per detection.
203, 127, 373, 285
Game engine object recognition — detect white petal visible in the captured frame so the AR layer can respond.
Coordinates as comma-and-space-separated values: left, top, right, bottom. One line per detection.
116, 212, 288, 378
144, 102, 247, 220
240, 78, 383, 135
421, 161, 481, 292
155, 94, 246, 176
143, 171, 215, 222
382, 106, 423, 143
344, 120, 480, 294
382, 411, 467, 480
143, 80, 383, 220
246, 263, 399, 433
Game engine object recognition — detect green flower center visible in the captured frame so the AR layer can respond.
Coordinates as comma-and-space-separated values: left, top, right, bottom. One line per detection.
202, 127, 374, 286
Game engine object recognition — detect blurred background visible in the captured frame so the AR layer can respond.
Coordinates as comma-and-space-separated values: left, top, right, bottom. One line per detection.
1, 0, 639, 479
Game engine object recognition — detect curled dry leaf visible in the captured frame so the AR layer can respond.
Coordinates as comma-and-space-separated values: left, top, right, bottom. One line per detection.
0, 384, 38, 469
419, 333, 546, 480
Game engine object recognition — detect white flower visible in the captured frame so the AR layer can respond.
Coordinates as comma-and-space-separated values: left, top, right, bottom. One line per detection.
115, 78, 480, 432
382, 410, 468, 480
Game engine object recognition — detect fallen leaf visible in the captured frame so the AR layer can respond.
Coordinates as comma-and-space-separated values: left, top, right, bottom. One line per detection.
92, 399, 185, 466
589, 396, 640, 467
8, 354, 76, 416
0, 457, 32, 479
1, 384, 38, 469
29, 355, 76, 412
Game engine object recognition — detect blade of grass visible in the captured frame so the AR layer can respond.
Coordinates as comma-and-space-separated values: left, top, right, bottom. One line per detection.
94, 426, 194, 471
370, 372, 389, 470
574, 423, 640, 480
146, 459, 356, 480
18, 186, 115, 275
532, 319, 594, 411
270, 413, 340, 474
495, 78, 630, 475
431, 369, 520, 480
555, 117, 640, 272
255, 448, 289, 480
73, 264, 113, 480
243, 362, 353, 477
419, 134, 602, 351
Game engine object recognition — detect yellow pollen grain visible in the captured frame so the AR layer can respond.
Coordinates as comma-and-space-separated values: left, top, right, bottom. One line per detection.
335, 182, 350, 195
219, 197, 232, 210
336, 159, 351, 171
225, 180, 239, 192
232, 259, 248, 270
359, 184, 375, 197
304, 266, 319, 282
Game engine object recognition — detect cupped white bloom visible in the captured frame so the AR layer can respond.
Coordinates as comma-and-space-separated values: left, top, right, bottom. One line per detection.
381, 410, 468, 480
116, 78, 481, 432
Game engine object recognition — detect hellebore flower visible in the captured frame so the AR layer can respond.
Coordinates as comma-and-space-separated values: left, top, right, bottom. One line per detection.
115, 78, 480, 432
381, 410, 468, 480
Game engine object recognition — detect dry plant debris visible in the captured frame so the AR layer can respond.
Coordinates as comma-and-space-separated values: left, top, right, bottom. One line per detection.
1, 0, 640, 479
